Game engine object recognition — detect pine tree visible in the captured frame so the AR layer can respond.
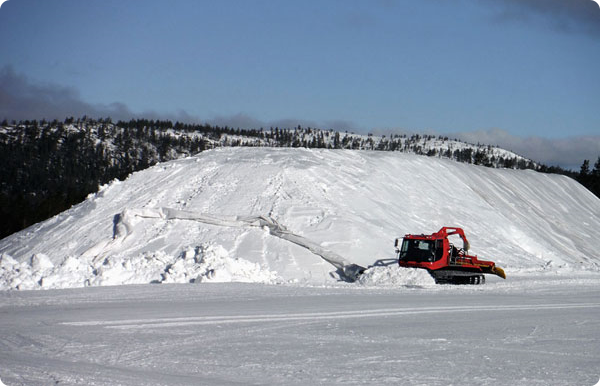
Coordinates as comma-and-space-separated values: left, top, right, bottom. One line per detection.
593, 157, 600, 177
580, 159, 590, 177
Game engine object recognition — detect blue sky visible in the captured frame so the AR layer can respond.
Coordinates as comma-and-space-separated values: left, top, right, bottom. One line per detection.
0, 0, 599, 168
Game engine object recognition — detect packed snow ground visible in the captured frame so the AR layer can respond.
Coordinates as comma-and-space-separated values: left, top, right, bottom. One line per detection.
1, 279, 599, 386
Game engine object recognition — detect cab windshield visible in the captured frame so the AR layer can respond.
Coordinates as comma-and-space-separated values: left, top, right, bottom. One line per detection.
399, 239, 443, 262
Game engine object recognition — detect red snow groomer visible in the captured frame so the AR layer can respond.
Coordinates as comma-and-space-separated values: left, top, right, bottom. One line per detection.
395, 227, 506, 284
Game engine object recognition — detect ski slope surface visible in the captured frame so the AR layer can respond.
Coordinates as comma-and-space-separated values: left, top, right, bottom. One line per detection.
1, 147, 599, 290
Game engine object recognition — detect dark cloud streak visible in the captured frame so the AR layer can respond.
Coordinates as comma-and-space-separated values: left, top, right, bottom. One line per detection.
0, 66, 135, 121
0, 66, 359, 132
483, 0, 600, 35
207, 115, 359, 132
0, 66, 209, 124
451, 128, 600, 171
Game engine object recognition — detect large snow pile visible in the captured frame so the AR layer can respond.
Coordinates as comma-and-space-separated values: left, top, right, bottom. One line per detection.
1, 148, 599, 290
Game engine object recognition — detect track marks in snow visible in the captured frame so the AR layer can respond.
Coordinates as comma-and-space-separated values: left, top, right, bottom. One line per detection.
62, 302, 600, 330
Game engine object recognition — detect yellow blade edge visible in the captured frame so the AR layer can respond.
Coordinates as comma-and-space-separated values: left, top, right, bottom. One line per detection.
492, 266, 506, 279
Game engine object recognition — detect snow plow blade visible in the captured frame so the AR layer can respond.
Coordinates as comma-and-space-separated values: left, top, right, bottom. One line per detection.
481, 265, 506, 279
491, 266, 506, 279
342, 264, 367, 282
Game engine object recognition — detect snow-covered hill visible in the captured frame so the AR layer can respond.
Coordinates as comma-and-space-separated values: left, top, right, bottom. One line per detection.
1, 148, 599, 290
2, 119, 539, 240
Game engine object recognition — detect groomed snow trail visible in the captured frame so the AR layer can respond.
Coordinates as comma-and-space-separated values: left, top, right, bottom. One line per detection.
1, 147, 599, 289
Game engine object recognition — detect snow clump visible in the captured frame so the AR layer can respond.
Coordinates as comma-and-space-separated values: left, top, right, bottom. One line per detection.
162, 244, 281, 284
357, 265, 436, 287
